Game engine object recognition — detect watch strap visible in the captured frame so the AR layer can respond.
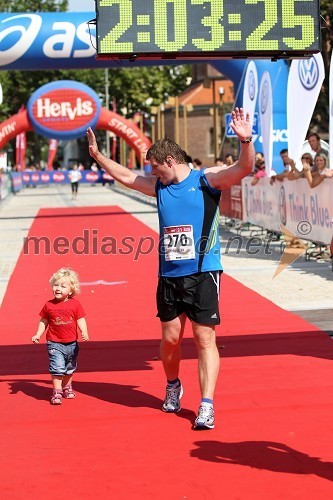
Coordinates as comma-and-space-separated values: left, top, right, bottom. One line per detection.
240, 137, 253, 143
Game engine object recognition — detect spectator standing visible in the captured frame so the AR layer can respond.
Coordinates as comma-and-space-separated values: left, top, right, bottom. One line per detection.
68, 164, 82, 199
193, 158, 202, 170
305, 132, 329, 160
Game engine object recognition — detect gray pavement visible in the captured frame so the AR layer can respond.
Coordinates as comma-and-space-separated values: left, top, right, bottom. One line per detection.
0, 182, 332, 335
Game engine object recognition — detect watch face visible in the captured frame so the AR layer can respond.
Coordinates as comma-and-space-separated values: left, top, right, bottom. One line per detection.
95, 0, 321, 60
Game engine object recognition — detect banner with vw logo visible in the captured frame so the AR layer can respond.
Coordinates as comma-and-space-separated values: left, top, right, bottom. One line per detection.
287, 53, 325, 164
259, 71, 273, 177
242, 61, 258, 139
329, 51, 333, 171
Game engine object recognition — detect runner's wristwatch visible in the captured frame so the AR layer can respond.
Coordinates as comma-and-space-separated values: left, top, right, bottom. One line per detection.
240, 137, 253, 143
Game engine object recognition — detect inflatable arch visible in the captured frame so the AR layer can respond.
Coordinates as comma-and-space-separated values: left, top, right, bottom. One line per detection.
0, 11, 289, 171
0, 81, 151, 163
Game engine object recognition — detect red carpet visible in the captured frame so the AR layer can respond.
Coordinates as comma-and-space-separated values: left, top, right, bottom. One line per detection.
0, 206, 333, 499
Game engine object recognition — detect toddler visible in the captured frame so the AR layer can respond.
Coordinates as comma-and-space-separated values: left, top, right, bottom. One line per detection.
32, 268, 89, 405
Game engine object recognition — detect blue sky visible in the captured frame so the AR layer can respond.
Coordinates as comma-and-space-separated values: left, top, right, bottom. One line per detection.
68, 0, 95, 11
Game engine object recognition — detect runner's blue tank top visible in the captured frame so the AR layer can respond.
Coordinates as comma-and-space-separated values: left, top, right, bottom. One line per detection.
156, 169, 222, 277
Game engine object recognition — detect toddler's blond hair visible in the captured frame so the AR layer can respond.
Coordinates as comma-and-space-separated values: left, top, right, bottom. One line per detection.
49, 268, 80, 296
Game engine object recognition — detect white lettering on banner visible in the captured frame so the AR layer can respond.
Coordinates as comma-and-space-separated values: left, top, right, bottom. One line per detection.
0, 16, 96, 66
43, 22, 75, 58
272, 129, 288, 142
73, 22, 96, 58
110, 118, 138, 140
257, 129, 288, 143
0, 121, 16, 142
36, 98, 93, 120
0, 14, 41, 66
109, 118, 148, 154
42, 22, 96, 59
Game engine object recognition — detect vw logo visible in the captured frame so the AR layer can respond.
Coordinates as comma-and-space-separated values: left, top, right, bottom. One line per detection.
278, 186, 287, 225
260, 80, 269, 114
248, 71, 256, 101
298, 58, 319, 90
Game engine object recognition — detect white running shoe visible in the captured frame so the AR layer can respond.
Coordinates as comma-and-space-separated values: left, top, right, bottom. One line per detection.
194, 404, 215, 429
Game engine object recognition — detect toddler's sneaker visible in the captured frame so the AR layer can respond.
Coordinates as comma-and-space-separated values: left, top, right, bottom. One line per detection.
63, 385, 76, 399
162, 383, 183, 413
194, 404, 215, 430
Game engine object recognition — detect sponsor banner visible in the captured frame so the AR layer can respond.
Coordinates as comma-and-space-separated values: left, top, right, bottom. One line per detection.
230, 184, 243, 220
242, 60, 258, 141
0, 173, 9, 200
47, 138, 58, 170
287, 53, 325, 162
20, 170, 114, 186
15, 131, 26, 171
242, 177, 333, 244
27, 80, 101, 140
259, 71, 273, 177
329, 52, 333, 168
0, 13, 96, 71
225, 112, 258, 138
10, 172, 23, 193
0, 152, 7, 169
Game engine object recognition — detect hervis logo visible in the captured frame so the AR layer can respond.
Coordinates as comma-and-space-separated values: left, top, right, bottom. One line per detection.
27, 80, 101, 140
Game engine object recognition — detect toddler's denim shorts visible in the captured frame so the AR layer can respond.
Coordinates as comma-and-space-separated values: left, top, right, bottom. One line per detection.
47, 341, 79, 376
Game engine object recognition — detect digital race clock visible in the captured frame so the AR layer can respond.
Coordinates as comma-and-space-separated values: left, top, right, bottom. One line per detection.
95, 0, 321, 60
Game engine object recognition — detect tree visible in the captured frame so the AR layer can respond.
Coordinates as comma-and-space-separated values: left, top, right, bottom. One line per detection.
0, 0, 68, 12
0, 0, 191, 165
309, 0, 332, 134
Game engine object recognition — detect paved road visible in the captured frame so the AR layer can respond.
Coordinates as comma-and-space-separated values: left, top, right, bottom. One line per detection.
1, 183, 332, 335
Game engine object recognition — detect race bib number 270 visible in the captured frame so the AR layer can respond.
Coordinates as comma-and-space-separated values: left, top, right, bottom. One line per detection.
163, 225, 195, 261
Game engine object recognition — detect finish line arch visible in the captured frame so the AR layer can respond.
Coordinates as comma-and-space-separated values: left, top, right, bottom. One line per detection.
0, 107, 152, 164
0, 11, 290, 169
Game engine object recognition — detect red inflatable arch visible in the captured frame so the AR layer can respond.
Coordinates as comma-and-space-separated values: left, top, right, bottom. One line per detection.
0, 108, 151, 166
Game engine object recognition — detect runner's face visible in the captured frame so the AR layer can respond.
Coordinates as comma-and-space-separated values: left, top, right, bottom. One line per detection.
150, 157, 175, 185
52, 278, 72, 301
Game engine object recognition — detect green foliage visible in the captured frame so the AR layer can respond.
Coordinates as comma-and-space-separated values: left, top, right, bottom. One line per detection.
0, 0, 68, 11
310, 0, 332, 133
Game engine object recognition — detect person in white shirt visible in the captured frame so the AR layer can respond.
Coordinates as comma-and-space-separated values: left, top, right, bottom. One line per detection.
68, 164, 82, 200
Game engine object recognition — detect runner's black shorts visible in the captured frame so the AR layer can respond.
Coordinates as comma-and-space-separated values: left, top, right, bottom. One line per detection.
156, 271, 222, 325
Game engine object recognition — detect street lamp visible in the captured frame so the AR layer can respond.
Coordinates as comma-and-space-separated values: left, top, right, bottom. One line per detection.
167, 96, 180, 144
183, 103, 193, 153
218, 86, 225, 157
105, 69, 110, 158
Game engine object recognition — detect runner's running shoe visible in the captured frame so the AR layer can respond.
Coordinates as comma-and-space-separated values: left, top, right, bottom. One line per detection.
162, 383, 183, 413
194, 404, 215, 429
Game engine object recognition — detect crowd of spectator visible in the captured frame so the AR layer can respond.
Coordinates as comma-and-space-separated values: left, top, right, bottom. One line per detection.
248, 133, 331, 189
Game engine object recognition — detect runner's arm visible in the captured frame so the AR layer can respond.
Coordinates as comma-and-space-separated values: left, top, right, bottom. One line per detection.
87, 128, 156, 197
205, 108, 254, 190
